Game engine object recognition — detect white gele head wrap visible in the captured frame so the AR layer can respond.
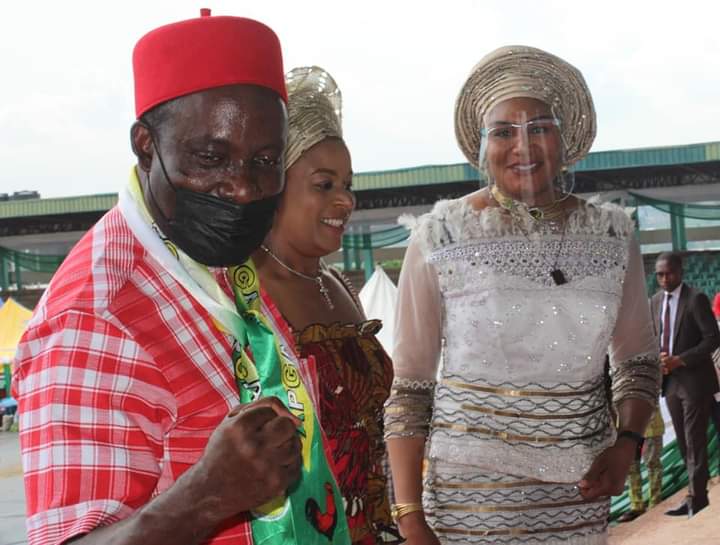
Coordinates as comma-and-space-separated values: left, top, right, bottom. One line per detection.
454, 45, 596, 171
284, 66, 343, 170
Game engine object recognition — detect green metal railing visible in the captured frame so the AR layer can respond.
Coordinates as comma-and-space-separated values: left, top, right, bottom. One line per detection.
1, 364, 10, 392
341, 226, 410, 280
0, 246, 65, 291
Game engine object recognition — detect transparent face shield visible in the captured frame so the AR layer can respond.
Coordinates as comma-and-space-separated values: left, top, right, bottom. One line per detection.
478, 100, 575, 218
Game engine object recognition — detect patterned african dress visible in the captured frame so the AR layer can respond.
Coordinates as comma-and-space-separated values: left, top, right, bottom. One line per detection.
384, 198, 661, 545
295, 320, 400, 545
263, 289, 400, 545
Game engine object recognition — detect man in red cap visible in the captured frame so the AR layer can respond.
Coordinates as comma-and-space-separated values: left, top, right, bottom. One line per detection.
13, 11, 342, 545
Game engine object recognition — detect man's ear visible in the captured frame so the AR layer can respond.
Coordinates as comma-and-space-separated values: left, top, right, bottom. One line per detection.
130, 122, 154, 172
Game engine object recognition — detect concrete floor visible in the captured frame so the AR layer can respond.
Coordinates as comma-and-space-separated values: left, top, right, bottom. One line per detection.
609, 478, 720, 545
0, 432, 26, 545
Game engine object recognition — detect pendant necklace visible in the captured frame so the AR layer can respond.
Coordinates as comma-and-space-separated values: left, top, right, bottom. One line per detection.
489, 183, 567, 222
517, 218, 569, 286
490, 184, 568, 286
260, 244, 335, 309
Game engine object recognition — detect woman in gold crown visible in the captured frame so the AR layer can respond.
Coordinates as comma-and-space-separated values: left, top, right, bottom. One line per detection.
253, 66, 400, 545
384, 46, 661, 545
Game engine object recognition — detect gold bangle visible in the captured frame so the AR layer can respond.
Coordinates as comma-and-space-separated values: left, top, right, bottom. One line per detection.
390, 502, 424, 520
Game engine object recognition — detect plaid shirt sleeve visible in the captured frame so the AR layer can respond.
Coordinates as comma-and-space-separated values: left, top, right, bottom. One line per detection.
14, 308, 177, 545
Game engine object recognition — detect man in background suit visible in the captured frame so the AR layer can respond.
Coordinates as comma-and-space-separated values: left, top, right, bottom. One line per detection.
652, 252, 720, 517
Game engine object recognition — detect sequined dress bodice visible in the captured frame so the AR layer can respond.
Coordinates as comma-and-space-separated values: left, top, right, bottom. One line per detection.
416, 200, 635, 481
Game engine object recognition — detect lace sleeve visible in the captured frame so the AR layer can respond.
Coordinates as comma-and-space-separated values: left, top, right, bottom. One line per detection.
608, 236, 661, 407
384, 235, 442, 438
384, 377, 435, 438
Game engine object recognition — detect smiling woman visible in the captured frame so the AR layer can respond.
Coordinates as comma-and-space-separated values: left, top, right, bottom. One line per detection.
384, 46, 661, 545
253, 66, 401, 545
481, 97, 562, 207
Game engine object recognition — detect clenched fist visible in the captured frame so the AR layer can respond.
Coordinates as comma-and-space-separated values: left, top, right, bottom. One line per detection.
192, 396, 303, 521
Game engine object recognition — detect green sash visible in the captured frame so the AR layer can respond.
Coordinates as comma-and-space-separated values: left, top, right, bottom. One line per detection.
122, 172, 348, 544
229, 261, 350, 545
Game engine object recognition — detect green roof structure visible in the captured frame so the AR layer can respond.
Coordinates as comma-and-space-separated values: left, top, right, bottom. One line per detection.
0, 194, 118, 220
352, 141, 720, 191
1, 141, 719, 219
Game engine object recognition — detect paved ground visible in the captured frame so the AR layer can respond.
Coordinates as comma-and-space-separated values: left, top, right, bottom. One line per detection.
0, 432, 26, 545
608, 478, 720, 545
1, 429, 719, 544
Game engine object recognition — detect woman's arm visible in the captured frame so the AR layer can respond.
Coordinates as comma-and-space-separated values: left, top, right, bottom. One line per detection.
384, 237, 442, 543
608, 237, 661, 422
580, 236, 661, 499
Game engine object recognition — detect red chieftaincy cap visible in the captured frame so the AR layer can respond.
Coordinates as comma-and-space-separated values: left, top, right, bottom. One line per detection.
132, 8, 287, 119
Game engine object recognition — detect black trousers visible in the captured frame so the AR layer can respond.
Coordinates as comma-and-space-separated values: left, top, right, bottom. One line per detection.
710, 399, 720, 473
666, 392, 711, 502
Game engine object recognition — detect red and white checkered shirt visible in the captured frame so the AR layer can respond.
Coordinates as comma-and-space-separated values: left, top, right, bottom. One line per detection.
13, 206, 253, 545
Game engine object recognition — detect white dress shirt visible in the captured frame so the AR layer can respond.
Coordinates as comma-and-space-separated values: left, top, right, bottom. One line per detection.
661, 283, 683, 355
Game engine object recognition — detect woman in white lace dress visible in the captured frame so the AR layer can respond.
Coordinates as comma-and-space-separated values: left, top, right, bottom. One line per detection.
384, 46, 661, 545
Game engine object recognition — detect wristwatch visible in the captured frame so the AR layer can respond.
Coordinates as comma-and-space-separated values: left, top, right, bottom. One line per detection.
616, 429, 644, 446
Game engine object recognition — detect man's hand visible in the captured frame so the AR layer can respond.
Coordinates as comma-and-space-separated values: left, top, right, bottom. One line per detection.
191, 396, 303, 523
67, 396, 303, 545
578, 440, 636, 500
660, 352, 685, 375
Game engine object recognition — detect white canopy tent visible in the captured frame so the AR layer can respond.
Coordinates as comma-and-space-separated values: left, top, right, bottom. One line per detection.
358, 266, 398, 354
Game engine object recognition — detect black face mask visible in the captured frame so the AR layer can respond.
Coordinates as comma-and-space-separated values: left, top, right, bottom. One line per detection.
144, 126, 280, 267
154, 188, 279, 267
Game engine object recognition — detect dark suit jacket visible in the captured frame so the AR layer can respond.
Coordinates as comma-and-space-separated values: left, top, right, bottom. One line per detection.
651, 284, 720, 398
